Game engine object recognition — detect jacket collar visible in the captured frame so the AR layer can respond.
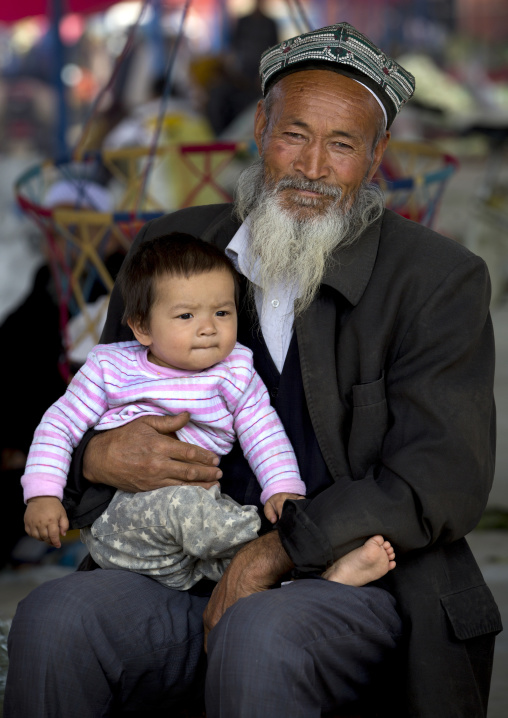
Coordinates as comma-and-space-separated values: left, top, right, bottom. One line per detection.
200, 204, 240, 250
200, 203, 384, 306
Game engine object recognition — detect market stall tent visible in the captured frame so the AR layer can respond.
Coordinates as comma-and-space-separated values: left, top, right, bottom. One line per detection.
0, 1, 119, 25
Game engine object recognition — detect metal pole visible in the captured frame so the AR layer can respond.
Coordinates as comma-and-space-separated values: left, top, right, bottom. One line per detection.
50, 0, 68, 159
149, 0, 166, 79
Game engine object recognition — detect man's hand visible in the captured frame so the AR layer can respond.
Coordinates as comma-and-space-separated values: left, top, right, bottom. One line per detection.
203, 530, 294, 651
83, 413, 223, 492
24, 496, 69, 548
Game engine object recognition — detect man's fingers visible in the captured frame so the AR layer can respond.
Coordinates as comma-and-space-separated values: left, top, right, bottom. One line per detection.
145, 415, 221, 468
163, 438, 221, 470
142, 430, 222, 481
85, 414, 222, 492
141, 442, 222, 485
142, 412, 191, 435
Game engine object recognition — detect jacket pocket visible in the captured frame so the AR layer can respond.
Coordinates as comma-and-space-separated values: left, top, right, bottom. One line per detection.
348, 374, 388, 481
441, 584, 503, 640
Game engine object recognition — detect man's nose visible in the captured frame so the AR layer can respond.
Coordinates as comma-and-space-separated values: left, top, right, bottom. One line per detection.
293, 141, 329, 181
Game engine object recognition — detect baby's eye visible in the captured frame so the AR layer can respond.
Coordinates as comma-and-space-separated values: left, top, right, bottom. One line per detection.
215, 310, 230, 317
177, 313, 193, 320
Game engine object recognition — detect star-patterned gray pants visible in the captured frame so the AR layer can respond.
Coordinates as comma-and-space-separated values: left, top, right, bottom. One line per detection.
81, 485, 261, 590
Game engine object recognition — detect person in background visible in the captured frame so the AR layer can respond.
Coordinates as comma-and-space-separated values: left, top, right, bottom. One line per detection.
206, 1, 278, 136
231, 0, 279, 83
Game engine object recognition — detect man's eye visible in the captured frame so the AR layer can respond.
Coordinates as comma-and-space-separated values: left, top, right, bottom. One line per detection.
178, 313, 193, 320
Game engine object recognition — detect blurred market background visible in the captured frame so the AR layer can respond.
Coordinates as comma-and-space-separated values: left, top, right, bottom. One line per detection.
1, 0, 508, 715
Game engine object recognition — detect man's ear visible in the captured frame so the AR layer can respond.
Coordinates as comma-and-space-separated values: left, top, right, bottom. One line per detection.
127, 318, 151, 347
254, 99, 268, 156
367, 131, 391, 182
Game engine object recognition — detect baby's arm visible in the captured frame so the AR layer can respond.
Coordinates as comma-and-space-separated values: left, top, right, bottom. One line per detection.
232, 356, 306, 509
24, 497, 69, 548
22, 349, 110, 503
264, 492, 305, 524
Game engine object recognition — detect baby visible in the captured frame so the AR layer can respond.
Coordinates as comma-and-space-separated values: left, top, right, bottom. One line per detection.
23, 233, 395, 589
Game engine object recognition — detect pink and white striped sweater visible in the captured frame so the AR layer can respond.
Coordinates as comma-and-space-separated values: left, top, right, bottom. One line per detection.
22, 341, 305, 505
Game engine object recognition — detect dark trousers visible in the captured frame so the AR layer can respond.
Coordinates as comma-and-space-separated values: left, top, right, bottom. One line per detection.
206, 579, 402, 717
5, 571, 402, 717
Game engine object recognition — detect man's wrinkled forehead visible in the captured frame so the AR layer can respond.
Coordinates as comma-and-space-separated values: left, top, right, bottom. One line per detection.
265, 69, 387, 132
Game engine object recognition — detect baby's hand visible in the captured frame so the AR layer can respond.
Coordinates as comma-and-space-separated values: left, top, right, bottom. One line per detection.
24, 497, 69, 549
263, 492, 305, 524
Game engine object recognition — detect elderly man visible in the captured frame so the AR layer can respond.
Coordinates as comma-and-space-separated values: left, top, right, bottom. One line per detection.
6, 22, 502, 718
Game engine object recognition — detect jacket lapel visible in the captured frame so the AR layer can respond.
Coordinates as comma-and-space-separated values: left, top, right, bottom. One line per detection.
296, 296, 347, 480
296, 214, 383, 481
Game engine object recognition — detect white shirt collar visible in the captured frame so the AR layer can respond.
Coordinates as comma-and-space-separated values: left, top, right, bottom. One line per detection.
225, 220, 297, 373
225, 218, 258, 284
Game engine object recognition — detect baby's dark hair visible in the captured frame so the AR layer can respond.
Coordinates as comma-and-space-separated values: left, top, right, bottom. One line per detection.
117, 232, 240, 329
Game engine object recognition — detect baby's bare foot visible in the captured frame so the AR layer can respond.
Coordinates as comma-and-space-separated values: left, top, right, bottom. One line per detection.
322, 535, 396, 587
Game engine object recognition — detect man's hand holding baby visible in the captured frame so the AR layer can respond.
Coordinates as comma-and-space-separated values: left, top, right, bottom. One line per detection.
84, 412, 223, 493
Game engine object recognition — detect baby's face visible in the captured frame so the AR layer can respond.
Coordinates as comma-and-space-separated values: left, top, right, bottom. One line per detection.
138, 269, 237, 372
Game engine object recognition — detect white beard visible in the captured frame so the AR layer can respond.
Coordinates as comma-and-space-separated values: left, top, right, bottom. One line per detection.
234, 158, 385, 316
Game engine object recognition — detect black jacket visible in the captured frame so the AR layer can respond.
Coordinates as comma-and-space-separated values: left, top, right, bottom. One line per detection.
65, 204, 502, 717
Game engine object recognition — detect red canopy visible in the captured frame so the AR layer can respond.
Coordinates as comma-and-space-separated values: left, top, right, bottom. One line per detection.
0, 1, 122, 24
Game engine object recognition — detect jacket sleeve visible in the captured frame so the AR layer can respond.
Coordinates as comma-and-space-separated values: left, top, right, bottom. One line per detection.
277, 254, 496, 571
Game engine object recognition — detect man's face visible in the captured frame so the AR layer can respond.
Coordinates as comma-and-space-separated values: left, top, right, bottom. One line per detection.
254, 70, 389, 219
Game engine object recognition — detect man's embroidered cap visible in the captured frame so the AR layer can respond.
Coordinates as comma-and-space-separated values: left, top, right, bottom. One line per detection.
259, 22, 415, 128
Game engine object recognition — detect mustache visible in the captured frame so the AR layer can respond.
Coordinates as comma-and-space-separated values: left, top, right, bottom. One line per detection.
273, 176, 342, 200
